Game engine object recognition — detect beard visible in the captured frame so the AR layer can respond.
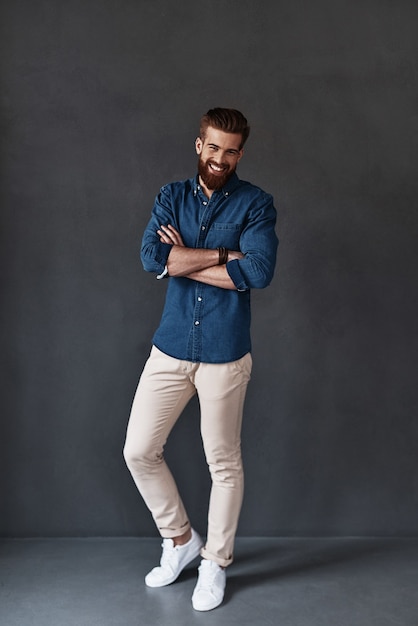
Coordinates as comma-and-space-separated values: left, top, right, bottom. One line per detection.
197, 156, 235, 191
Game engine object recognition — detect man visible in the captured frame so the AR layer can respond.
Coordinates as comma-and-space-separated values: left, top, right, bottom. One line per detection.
124, 108, 278, 611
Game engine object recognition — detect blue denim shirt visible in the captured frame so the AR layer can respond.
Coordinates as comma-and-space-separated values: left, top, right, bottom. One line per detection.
141, 172, 278, 363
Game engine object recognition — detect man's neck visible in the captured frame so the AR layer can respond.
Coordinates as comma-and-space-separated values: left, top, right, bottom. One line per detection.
198, 176, 214, 199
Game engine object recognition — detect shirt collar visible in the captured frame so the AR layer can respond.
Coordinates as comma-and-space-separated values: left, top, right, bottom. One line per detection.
193, 172, 240, 198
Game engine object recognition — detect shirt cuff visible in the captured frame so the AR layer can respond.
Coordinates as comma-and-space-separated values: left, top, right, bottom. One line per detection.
226, 259, 249, 291
154, 241, 173, 267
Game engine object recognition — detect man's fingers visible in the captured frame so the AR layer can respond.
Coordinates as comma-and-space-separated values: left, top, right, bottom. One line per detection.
161, 224, 179, 236
158, 224, 185, 246
158, 226, 175, 241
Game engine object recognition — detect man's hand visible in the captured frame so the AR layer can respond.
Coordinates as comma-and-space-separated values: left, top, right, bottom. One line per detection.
157, 224, 185, 247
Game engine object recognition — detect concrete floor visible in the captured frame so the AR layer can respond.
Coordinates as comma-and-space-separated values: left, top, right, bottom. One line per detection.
0, 537, 417, 626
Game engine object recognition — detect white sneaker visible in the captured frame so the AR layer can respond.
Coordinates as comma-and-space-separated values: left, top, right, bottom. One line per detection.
145, 529, 203, 588
192, 559, 226, 611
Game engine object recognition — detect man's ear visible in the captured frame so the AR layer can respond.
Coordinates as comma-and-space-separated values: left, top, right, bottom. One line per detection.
195, 137, 203, 154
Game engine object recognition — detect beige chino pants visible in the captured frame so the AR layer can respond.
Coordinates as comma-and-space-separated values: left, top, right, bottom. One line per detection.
123, 346, 252, 568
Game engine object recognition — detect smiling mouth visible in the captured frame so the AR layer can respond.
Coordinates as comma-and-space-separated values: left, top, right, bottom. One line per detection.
208, 162, 227, 174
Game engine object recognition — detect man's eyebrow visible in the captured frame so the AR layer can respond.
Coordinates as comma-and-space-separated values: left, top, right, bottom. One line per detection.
208, 143, 240, 153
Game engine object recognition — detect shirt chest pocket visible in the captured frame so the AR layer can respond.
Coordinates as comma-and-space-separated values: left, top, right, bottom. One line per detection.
209, 222, 243, 249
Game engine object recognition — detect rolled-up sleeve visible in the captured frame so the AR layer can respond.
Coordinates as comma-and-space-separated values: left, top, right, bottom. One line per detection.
141, 186, 174, 274
226, 193, 278, 291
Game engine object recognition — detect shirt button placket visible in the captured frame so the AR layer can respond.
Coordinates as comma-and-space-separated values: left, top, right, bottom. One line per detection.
195, 293, 203, 325
197, 192, 211, 246
191, 290, 204, 360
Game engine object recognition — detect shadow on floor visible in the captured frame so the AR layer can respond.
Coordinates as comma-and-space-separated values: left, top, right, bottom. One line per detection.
226, 538, 399, 602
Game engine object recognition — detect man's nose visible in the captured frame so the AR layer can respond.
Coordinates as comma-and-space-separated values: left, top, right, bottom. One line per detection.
213, 152, 225, 163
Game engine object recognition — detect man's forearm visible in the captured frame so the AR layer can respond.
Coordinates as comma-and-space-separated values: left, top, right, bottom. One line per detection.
185, 265, 237, 290
166, 246, 219, 277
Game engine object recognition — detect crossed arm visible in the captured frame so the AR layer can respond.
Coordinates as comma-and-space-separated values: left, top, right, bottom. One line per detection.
157, 224, 244, 290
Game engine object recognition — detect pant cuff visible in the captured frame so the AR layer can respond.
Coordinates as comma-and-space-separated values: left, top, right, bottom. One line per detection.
200, 545, 233, 568
159, 520, 191, 539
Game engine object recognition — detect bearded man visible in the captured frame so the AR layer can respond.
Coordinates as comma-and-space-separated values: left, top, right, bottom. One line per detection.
124, 108, 278, 611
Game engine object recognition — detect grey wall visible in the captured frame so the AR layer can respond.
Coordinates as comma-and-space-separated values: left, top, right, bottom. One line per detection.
1, 0, 417, 537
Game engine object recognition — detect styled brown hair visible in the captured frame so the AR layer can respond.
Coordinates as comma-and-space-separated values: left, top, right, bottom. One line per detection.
199, 108, 250, 148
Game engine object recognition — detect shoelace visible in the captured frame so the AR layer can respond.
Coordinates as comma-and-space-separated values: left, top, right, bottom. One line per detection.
197, 563, 219, 591
160, 540, 178, 569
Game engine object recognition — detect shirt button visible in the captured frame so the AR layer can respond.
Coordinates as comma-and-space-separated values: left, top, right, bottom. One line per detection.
201, 226, 206, 231
225, 192, 229, 196
194, 320, 200, 325
203, 201, 207, 205
197, 297, 202, 302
